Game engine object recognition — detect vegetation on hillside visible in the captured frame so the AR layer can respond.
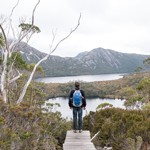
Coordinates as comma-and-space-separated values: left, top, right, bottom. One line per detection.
0, 71, 150, 149
45, 72, 150, 99
83, 108, 150, 150
0, 99, 71, 150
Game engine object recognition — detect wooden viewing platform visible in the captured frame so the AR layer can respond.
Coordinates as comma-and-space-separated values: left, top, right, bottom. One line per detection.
63, 130, 96, 150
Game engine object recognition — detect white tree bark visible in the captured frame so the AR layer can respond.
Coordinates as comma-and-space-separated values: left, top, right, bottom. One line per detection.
17, 14, 81, 104
0, 0, 40, 103
1, 50, 8, 103
9, 70, 22, 84
0, 0, 81, 105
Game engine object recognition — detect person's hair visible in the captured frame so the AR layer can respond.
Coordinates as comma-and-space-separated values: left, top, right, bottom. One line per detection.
75, 81, 80, 88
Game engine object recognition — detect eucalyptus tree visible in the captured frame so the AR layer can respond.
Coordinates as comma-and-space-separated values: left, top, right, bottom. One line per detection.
0, 0, 41, 104
0, 0, 81, 104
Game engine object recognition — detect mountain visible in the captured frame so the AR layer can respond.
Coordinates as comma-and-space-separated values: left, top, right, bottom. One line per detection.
18, 42, 149, 77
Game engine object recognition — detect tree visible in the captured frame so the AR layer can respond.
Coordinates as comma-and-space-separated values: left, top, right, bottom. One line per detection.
0, 0, 81, 104
143, 57, 150, 65
118, 87, 137, 99
143, 57, 150, 75
96, 103, 113, 110
134, 66, 142, 73
124, 96, 145, 110
136, 77, 150, 102
0, 0, 41, 104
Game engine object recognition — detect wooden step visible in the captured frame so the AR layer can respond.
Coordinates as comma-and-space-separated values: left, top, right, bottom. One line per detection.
63, 130, 96, 150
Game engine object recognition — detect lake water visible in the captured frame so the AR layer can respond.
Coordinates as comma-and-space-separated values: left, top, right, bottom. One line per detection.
36, 73, 124, 83
40, 74, 125, 119
43, 97, 125, 120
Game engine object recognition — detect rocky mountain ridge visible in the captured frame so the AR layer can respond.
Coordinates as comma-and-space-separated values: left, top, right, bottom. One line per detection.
18, 42, 149, 77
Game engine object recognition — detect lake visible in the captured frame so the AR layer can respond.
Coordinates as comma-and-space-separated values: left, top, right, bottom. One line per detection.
39, 74, 126, 119
43, 97, 125, 120
36, 73, 124, 83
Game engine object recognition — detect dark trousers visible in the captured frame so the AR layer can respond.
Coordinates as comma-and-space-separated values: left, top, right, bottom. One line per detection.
73, 107, 83, 130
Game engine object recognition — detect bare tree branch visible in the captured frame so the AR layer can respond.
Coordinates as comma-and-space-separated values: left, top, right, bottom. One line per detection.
9, 0, 41, 53
50, 13, 81, 55
49, 29, 57, 52
9, 0, 20, 18
0, 25, 9, 54
9, 52, 18, 73
17, 14, 81, 104
9, 70, 22, 84
7, 0, 20, 39
91, 131, 100, 142
0, 15, 6, 25
32, 0, 40, 25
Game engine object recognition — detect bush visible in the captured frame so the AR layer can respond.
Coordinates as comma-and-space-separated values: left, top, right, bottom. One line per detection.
83, 108, 150, 150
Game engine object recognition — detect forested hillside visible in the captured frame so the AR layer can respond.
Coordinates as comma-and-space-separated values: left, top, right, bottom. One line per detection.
45, 72, 150, 99
0, 71, 150, 149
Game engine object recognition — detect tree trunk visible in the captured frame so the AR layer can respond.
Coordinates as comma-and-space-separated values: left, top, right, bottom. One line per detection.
17, 55, 49, 104
1, 51, 8, 103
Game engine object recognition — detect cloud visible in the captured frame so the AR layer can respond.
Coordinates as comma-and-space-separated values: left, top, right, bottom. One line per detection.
1, 0, 150, 57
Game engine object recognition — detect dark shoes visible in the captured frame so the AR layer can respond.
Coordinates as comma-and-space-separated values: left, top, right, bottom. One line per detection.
73, 130, 77, 133
73, 130, 82, 133
79, 130, 82, 133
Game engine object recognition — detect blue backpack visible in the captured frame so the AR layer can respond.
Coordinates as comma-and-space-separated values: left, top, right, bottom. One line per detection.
73, 90, 82, 107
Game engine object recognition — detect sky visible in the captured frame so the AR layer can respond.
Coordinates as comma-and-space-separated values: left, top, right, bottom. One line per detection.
1, 0, 150, 57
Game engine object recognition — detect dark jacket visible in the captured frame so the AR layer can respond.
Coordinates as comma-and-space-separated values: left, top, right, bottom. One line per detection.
69, 88, 86, 108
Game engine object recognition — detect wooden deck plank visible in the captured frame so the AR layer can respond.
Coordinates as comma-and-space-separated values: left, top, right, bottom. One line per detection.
64, 148, 96, 150
63, 130, 96, 150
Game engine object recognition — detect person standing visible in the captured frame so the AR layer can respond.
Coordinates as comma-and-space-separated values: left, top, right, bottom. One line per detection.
69, 81, 86, 133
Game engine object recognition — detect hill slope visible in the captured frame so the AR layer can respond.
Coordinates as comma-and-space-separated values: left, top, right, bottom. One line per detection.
18, 42, 149, 76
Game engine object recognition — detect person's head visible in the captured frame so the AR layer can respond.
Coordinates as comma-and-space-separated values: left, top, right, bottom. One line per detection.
75, 81, 80, 90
